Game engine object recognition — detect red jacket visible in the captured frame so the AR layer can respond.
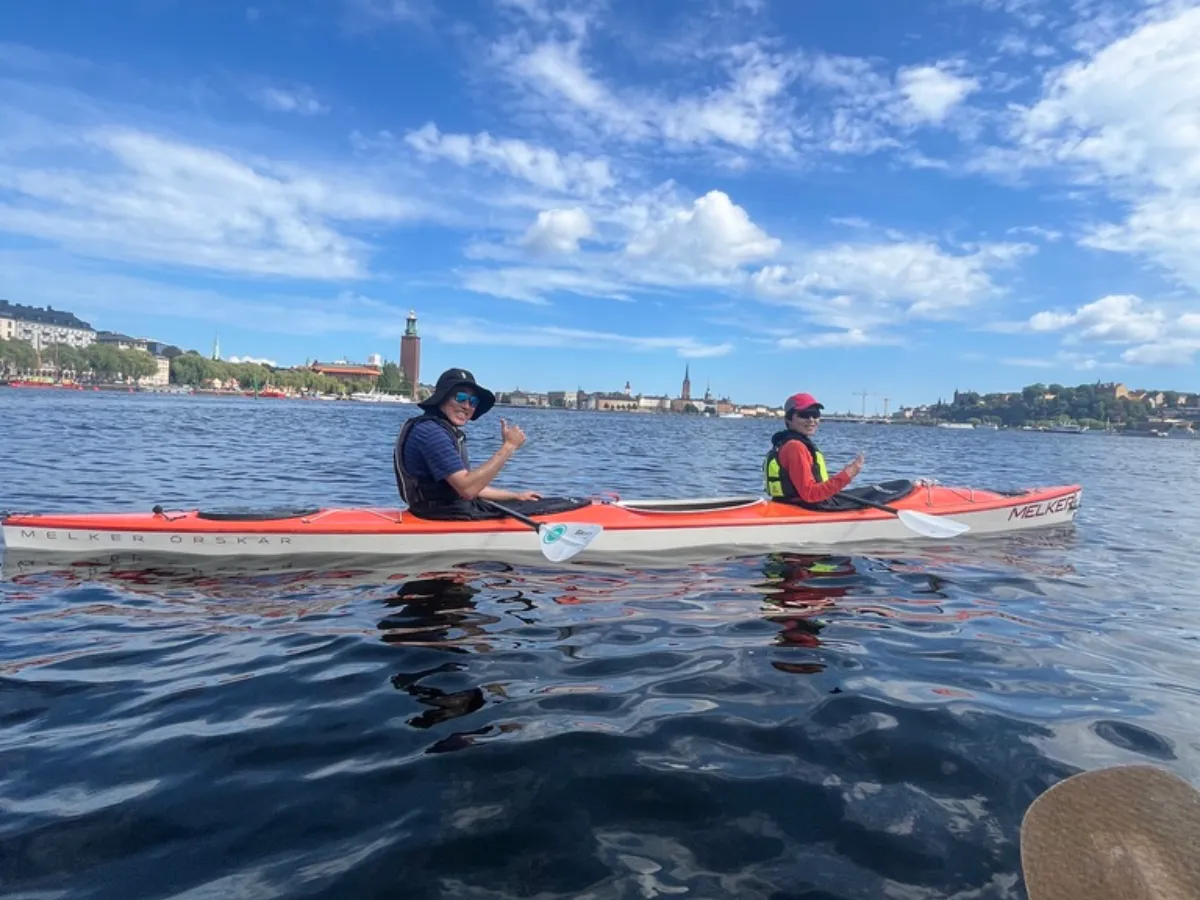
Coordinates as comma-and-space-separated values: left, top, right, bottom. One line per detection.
778, 440, 851, 505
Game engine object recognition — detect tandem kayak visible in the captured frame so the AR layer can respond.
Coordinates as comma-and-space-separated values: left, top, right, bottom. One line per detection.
0, 480, 1082, 561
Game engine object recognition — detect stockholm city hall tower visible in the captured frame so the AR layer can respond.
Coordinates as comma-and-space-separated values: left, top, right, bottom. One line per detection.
401, 310, 421, 399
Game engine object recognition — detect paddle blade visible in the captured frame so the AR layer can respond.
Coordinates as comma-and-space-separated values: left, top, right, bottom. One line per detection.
1021, 765, 1200, 900
897, 509, 971, 539
538, 522, 603, 561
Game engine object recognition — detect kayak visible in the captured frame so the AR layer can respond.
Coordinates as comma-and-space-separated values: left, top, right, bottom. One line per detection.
1, 481, 1082, 560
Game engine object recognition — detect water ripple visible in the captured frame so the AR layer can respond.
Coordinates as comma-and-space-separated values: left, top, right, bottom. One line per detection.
2, 393, 1199, 898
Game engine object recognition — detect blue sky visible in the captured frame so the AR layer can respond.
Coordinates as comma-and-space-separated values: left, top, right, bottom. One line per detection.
1, 0, 1198, 411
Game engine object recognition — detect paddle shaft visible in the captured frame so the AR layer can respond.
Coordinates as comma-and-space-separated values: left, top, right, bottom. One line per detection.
835, 491, 901, 516
479, 499, 543, 532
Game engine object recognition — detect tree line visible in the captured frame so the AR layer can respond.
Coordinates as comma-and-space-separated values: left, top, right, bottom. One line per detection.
0, 337, 412, 395
168, 350, 412, 395
0, 338, 159, 382
925, 382, 1172, 428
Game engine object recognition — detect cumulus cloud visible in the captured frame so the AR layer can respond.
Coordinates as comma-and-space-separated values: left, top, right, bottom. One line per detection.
520, 207, 594, 254
1020, 294, 1200, 366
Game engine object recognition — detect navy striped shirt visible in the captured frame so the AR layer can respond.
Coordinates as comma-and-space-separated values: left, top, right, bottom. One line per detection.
402, 420, 469, 483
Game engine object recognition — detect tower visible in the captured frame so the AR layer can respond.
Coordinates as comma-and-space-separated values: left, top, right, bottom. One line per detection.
681, 364, 691, 401
400, 309, 420, 399
212, 333, 221, 361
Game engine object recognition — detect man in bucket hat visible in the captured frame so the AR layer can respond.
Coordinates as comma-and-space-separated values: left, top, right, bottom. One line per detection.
393, 367, 589, 520
763, 392, 866, 509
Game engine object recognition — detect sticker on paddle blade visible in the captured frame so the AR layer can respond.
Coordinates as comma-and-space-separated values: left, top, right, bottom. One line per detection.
539, 523, 603, 561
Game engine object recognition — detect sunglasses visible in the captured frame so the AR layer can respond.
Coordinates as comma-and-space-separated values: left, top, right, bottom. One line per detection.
453, 391, 480, 407
792, 410, 820, 420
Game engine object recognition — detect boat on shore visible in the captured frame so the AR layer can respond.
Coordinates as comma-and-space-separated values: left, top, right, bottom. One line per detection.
1, 481, 1082, 561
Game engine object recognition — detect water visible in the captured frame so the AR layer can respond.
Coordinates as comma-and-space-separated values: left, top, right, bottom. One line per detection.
2, 391, 1198, 899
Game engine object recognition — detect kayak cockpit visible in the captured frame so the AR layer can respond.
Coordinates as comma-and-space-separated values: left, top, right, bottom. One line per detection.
614, 495, 767, 514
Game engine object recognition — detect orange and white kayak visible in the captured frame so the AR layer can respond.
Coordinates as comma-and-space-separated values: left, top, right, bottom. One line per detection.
1, 481, 1082, 560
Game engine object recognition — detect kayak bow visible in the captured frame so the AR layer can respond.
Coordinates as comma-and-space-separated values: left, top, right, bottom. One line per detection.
1, 482, 1082, 560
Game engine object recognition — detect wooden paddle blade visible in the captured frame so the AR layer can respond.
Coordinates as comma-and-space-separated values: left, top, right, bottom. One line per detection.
538, 523, 603, 561
897, 509, 971, 539
1021, 765, 1200, 900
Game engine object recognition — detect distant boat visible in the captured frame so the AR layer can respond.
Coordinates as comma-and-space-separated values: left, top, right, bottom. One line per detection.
352, 389, 413, 404
975, 423, 999, 431
718, 412, 744, 419
1048, 421, 1088, 433
937, 422, 975, 429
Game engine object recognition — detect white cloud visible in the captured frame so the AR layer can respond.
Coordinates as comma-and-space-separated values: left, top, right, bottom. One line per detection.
252, 85, 329, 116
1027, 294, 1166, 343
494, 32, 804, 156
1007, 224, 1063, 242
751, 239, 1034, 328
425, 318, 733, 358
521, 207, 594, 254
1120, 339, 1200, 366
777, 328, 891, 349
0, 126, 424, 280
0, 250, 730, 360
625, 190, 780, 269
1001, 352, 1102, 370
896, 64, 981, 125
404, 122, 614, 195
459, 266, 632, 304
1019, 293, 1200, 366
229, 354, 279, 366
995, 5, 1200, 291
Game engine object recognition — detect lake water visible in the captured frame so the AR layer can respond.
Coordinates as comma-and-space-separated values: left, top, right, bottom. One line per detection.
2, 391, 1198, 900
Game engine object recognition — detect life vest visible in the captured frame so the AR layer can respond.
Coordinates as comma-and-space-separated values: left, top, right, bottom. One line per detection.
393, 412, 469, 510
763, 429, 829, 502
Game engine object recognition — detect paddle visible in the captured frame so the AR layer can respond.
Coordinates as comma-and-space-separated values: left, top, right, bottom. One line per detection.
834, 490, 971, 539
481, 500, 603, 562
1021, 764, 1200, 900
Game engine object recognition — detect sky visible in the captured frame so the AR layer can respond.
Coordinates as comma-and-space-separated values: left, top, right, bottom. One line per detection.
1, 0, 1198, 412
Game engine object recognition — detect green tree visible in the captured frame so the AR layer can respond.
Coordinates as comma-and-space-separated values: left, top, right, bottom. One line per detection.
0, 338, 38, 374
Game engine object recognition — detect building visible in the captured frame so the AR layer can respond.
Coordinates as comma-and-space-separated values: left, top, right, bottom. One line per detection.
637, 394, 670, 412
97, 331, 150, 352
138, 357, 171, 387
681, 364, 691, 401
400, 310, 420, 398
367, 352, 383, 368
592, 392, 639, 412
309, 361, 382, 384
0, 300, 95, 349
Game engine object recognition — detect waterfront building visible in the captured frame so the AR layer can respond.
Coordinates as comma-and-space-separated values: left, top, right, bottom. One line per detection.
0, 300, 95, 349
309, 360, 382, 385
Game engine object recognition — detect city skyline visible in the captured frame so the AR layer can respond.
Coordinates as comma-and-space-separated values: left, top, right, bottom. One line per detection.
0, 3, 1198, 409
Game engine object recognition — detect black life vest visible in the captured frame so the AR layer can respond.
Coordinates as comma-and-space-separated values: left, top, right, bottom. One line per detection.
393, 412, 469, 511
763, 429, 830, 506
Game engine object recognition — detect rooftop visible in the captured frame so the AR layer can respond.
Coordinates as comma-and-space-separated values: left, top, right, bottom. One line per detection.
0, 300, 94, 331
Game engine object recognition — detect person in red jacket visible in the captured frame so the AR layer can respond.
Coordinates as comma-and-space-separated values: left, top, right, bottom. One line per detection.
764, 392, 865, 508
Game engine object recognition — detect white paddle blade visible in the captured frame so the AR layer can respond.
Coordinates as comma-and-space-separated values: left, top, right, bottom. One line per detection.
898, 509, 971, 539
538, 522, 603, 561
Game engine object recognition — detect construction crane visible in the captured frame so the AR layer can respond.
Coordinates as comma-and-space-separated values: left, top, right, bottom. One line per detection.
853, 389, 870, 419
